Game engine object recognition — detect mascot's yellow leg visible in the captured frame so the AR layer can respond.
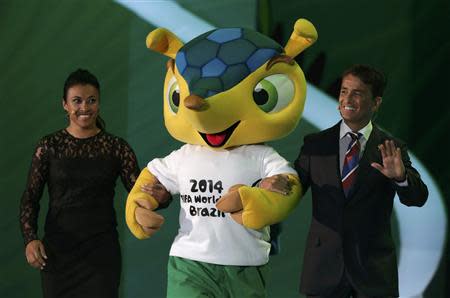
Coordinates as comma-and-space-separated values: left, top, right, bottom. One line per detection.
239, 174, 302, 229
125, 168, 163, 239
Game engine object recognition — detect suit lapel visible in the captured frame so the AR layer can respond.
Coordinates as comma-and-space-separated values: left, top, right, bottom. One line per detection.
323, 122, 347, 204
330, 124, 343, 189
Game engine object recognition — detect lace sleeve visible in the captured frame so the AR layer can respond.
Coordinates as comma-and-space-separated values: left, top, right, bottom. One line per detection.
19, 139, 49, 246
117, 139, 140, 192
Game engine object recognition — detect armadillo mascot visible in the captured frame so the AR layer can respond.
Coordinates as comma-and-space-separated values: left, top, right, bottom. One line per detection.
126, 19, 317, 297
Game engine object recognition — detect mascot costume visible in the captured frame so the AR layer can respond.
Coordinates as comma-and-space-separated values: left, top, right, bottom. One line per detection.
126, 18, 317, 297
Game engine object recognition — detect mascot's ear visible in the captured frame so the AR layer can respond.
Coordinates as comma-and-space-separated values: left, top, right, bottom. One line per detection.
146, 28, 184, 59
284, 18, 318, 58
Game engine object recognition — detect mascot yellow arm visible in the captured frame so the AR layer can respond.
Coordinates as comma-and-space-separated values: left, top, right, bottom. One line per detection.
125, 168, 160, 239
239, 174, 302, 229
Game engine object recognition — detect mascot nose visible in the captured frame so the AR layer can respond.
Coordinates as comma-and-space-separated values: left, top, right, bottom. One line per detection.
184, 94, 207, 111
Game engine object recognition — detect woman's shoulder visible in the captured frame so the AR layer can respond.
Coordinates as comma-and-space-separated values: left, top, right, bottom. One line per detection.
29, 130, 67, 156
100, 130, 122, 141
99, 130, 132, 147
37, 129, 67, 144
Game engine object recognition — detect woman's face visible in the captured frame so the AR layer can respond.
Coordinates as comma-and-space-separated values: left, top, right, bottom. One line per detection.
63, 84, 100, 130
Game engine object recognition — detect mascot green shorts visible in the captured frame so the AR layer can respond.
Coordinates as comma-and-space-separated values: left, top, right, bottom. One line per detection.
167, 256, 269, 298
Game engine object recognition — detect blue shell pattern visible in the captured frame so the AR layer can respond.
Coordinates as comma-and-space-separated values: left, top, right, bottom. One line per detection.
175, 28, 284, 98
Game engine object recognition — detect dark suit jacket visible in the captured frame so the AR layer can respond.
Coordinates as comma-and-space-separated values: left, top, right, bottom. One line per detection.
294, 122, 428, 297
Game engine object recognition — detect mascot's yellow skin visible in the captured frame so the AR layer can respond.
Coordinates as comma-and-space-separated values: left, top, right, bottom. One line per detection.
126, 19, 318, 239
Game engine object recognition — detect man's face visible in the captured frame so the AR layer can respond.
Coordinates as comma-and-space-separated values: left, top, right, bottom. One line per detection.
338, 74, 381, 131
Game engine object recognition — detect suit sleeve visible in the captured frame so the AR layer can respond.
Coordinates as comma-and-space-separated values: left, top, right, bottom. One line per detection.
294, 135, 311, 195
393, 141, 428, 207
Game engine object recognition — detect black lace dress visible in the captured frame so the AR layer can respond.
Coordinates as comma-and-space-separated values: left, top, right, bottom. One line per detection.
20, 129, 140, 298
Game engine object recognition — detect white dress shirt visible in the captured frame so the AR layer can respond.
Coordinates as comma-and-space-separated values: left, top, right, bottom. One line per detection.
339, 121, 372, 174
339, 121, 408, 185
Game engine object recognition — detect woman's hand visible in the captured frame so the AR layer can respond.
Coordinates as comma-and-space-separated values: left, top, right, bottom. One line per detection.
259, 174, 291, 195
141, 182, 171, 205
25, 240, 47, 270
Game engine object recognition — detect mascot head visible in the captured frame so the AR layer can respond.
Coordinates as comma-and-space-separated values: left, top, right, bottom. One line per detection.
147, 19, 317, 149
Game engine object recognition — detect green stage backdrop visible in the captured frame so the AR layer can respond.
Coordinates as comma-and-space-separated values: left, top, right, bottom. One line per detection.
1, 1, 448, 297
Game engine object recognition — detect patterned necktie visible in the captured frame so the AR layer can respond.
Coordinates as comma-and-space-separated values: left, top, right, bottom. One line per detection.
342, 132, 362, 197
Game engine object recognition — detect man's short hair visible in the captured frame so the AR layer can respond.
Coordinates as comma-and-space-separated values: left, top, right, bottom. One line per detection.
342, 64, 386, 98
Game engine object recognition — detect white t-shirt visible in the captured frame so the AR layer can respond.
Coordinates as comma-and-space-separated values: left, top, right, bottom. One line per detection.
148, 144, 296, 266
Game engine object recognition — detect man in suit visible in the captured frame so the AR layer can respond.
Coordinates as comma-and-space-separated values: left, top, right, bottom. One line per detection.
297, 64, 428, 298
262, 64, 428, 298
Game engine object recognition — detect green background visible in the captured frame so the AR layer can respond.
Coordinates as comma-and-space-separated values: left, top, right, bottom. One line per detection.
1, 0, 448, 297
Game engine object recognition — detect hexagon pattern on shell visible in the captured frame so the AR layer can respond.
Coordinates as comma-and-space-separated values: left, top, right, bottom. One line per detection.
175, 28, 284, 98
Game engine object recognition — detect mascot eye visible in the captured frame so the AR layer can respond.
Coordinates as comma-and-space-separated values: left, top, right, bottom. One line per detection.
167, 76, 180, 114
253, 74, 294, 113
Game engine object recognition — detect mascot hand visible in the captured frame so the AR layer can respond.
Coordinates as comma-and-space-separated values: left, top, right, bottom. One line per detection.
216, 184, 245, 225
216, 174, 302, 229
126, 168, 164, 239
135, 199, 165, 237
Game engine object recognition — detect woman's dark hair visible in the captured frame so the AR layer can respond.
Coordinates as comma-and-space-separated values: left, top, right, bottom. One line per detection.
342, 64, 387, 98
63, 69, 105, 130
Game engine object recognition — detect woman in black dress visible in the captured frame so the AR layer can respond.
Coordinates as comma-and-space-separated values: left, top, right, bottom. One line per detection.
20, 69, 154, 298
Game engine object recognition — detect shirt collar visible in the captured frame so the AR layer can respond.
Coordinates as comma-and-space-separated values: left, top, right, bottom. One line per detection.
339, 121, 373, 141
